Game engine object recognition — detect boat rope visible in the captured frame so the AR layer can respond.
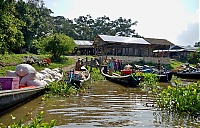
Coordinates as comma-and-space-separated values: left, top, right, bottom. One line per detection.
131, 74, 137, 81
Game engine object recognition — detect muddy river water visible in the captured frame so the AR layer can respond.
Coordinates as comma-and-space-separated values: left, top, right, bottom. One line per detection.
1, 80, 200, 127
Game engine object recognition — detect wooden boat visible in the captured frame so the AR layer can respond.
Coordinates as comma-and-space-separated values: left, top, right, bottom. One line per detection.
101, 67, 140, 87
0, 85, 45, 113
66, 66, 90, 87
157, 73, 173, 82
169, 71, 200, 79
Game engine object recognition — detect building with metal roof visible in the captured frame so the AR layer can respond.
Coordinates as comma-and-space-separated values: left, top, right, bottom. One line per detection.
74, 40, 94, 55
153, 45, 200, 59
94, 35, 174, 57
97, 35, 150, 45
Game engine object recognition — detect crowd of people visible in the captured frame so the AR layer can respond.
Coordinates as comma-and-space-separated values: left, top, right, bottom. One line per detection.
102, 58, 122, 75
74, 57, 126, 76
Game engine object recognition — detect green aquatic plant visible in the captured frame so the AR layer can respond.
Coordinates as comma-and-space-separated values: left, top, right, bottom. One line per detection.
88, 67, 105, 81
135, 72, 159, 92
44, 80, 79, 97
136, 74, 200, 115
156, 78, 200, 115
0, 111, 56, 128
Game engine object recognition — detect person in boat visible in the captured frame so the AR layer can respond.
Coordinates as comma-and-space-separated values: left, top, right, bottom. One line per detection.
185, 61, 189, 68
75, 58, 81, 71
157, 59, 162, 74
81, 59, 84, 66
113, 59, 118, 71
101, 58, 108, 73
108, 58, 114, 76
196, 63, 199, 71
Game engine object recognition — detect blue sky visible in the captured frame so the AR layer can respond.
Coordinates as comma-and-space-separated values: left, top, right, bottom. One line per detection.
43, 0, 199, 46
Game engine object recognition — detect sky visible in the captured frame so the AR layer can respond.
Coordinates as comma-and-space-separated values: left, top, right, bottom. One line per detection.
43, 0, 199, 46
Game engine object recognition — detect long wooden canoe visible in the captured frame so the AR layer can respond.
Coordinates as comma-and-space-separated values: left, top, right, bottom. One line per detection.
0, 86, 45, 113
101, 67, 140, 87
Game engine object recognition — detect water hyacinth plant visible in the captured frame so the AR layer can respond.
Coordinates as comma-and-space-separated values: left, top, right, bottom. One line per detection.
87, 67, 105, 81
44, 80, 80, 98
0, 111, 56, 128
135, 72, 159, 92
135, 73, 200, 115
156, 77, 200, 115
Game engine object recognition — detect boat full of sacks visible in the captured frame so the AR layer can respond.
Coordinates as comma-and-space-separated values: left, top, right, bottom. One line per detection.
6, 64, 63, 87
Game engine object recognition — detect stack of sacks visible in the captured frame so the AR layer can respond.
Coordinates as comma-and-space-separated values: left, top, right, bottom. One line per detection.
6, 64, 63, 87
38, 68, 63, 83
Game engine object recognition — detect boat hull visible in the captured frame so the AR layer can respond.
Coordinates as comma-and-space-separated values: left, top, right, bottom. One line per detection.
0, 86, 45, 113
173, 72, 200, 79
101, 68, 140, 87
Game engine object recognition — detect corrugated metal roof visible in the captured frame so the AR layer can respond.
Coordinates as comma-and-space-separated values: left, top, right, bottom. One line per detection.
170, 45, 199, 51
153, 48, 198, 53
144, 38, 174, 46
74, 40, 93, 45
98, 35, 150, 45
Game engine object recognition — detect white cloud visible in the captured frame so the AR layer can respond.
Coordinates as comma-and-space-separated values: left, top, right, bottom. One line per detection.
43, 0, 199, 46
176, 9, 199, 46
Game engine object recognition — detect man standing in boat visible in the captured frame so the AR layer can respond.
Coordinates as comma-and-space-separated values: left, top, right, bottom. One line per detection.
75, 58, 81, 71
108, 58, 114, 76
157, 59, 162, 74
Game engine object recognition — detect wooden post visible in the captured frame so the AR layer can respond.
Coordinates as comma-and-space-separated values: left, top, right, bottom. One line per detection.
85, 57, 88, 68
90, 58, 93, 72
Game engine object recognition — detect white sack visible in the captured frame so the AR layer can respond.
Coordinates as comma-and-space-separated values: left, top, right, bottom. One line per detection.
15, 64, 36, 77
35, 72, 45, 80
43, 78, 52, 83
20, 73, 36, 85
27, 79, 46, 86
6, 70, 19, 77
39, 70, 48, 75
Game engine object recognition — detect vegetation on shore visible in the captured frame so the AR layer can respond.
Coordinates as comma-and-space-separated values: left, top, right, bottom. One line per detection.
0, 111, 56, 128
138, 72, 200, 115
0, 53, 74, 76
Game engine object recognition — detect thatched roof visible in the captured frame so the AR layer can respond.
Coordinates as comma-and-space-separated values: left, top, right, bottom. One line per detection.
144, 38, 174, 46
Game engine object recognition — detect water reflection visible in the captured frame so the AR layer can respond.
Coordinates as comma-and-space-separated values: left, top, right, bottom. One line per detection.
1, 80, 200, 127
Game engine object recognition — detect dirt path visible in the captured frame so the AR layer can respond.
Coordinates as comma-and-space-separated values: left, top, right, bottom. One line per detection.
62, 56, 84, 72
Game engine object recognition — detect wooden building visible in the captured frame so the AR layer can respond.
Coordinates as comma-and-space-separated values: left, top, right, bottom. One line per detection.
93, 35, 174, 64
94, 35, 174, 57
93, 35, 151, 57
144, 38, 174, 57
74, 40, 94, 55
153, 45, 199, 59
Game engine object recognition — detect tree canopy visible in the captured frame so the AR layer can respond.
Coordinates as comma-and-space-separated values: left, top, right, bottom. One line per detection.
0, 0, 25, 54
1, 0, 141, 56
44, 33, 76, 61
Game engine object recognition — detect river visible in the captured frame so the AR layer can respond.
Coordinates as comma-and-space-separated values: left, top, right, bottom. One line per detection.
0, 80, 200, 127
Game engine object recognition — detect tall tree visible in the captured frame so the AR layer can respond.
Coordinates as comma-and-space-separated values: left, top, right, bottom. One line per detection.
74, 15, 94, 40
0, 0, 25, 54
44, 33, 77, 62
113, 17, 139, 37
15, 0, 54, 52
194, 41, 200, 47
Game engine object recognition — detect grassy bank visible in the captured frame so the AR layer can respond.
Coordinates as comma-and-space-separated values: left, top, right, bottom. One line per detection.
0, 54, 74, 76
